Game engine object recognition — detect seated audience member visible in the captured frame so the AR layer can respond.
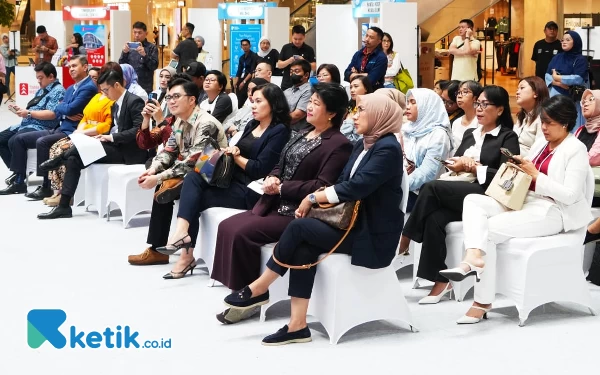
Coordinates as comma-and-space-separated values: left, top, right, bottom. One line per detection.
340, 76, 374, 143
36, 69, 149, 219
221, 93, 404, 345
199, 70, 232, 123
253, 62, 273, 82
451, 80, 483, 155
344, 26, 387, 89
212, 83, 353, 323
514, 76, 549, 156
398, 85, 519, 304
374, 88, 406, 144
0, 62, 65, 190
441, 95, 591, 324
149, 66, 176, 120
257, 37, 279, 74
44, 69, 116, 207
284, 60, 312, 131
154, 83, 291, 279
88, 67, 100, 83
402, 88, 452, 211
182, 61, 207, 101
120, 63, 148, 101
433, 80, 450, 96
382, 32, 402, 89
224, 78, 269, 138
316, 64, 341, 84
1, 57, 96, 197
442, 80, 464, 123
128, 78, 227, 267
576, 90, 600, 166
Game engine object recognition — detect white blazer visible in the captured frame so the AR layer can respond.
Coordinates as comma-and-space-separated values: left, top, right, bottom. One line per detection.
527, 134, 592, 232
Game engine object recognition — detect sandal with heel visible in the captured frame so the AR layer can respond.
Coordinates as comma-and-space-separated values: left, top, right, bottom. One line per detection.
163, 259, 197, 280
156, 235, 192, 255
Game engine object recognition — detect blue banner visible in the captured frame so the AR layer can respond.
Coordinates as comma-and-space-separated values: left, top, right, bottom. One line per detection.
218, 2, 277, 20
352, 0, 404, 18
229, 24, 262, 77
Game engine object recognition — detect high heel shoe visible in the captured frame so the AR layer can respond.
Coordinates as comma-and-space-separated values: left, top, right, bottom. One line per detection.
163, 259, 197, 279
439, 261, 484, 282
418, 283, 453, 304
456, 306, 491, 324
155, 235, 192, 255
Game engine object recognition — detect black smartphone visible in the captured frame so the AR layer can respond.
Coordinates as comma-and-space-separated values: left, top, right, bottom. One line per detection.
148, 92, 158, 102
433, 156, 455, 166
500, 148, 521, 164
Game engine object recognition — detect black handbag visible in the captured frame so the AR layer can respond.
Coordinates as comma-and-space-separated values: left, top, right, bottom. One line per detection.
569, 85, 587, 102
26, 81, 59, 109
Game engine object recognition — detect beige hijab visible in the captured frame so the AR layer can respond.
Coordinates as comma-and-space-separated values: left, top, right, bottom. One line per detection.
582, 89, 600, 133
374, 88, 406, 111
357, 94, 403, 150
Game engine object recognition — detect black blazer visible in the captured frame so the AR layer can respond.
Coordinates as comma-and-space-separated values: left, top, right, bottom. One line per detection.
334, 134, 404, 269
110, 91, 148, 164
454, 125, 520, 188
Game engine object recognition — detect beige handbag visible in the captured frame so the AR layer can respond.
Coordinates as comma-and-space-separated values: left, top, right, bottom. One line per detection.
439, 171, 476, 183
485, 162, 532, 210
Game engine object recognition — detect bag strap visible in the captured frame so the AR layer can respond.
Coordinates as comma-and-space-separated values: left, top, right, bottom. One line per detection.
271, 201, 361, 269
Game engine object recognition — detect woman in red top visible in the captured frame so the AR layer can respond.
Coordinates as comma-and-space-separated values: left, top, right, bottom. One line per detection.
441, 95, 592, 324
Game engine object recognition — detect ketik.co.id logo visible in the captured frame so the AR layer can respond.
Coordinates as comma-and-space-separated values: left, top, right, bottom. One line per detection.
27, 309, 171, 349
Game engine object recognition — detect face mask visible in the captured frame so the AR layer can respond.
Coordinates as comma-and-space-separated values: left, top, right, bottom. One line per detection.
290, 74, 303, 84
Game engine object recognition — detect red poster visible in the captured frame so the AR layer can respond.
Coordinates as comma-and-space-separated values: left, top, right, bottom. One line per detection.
87, 47, 106, 67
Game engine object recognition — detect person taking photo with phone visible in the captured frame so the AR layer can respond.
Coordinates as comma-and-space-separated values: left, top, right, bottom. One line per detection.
449, 19, 481, 82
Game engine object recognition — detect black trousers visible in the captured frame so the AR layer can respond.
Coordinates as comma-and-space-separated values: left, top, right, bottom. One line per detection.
177, 170, 255, 247
266, 218, 354, 299
402, 180, 484, 283
147, 185, 177, 249
9, 129, 65, 175
61, 143, 137, 198
0, 127, 36, 170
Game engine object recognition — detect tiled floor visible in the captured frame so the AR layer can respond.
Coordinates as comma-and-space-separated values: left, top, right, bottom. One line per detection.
0, 94, 599, 374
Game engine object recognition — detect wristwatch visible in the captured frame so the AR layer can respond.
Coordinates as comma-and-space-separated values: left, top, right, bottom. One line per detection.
27, 111, 32, 120
308, 193, 317, 204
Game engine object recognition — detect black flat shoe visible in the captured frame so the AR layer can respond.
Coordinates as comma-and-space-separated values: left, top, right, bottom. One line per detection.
38, 206, 72, 219
25, 186, 53, 200
0, 183, 27, 195
4, 173, 15, 185
584, 230, 600, 244
261, 325, 312, 346
224, 286, 269, 309
39, 156, 65, 173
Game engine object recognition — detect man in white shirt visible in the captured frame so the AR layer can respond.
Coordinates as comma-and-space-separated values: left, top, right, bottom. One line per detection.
449, 19, 481, 81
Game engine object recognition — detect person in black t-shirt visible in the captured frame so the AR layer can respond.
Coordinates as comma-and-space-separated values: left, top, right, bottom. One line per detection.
276, 25, 316, 91
172, 23, 199, 73
531, 21, 562, 79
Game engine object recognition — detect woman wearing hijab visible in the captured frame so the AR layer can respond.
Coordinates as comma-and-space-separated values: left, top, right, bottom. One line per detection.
220, 93, 404, 346
119, 63, 148, 101
401, 88, 452, 211
194, 35, 211, 67
257, 36, 280, 75
545, 30, 588, 131
398, 85, 519, 305
374, 87, 406, 111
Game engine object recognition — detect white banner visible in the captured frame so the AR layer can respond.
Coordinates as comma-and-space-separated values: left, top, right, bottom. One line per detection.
15, 66, 63, 109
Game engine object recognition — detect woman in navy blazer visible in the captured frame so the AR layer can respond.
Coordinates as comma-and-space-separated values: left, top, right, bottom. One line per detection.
222, 93, 405, 346
212, 83, 352, 324
157, 83, 291, 279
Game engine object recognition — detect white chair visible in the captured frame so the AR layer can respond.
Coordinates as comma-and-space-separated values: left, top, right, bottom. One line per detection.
73, 174, 86, 207
105, 165, 154, 228
25, 149, 39, 186
494, 166, 596, 326
308, 254, 416, 344
229, 93, 238, 115
84, 164, 120, 218
271, 76, 283, 88
197, 207, 246, 286
582, 207, 600, 275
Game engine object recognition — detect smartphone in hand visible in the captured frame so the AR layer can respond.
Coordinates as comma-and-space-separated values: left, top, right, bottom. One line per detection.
8, 105, 19, 114
433, 156, 455, 166
148, 92, 158, 102
500, 148, 521, 164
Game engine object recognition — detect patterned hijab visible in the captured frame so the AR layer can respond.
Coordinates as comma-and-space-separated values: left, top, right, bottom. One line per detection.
357, 94, 403, 150
120, 64, 138, 89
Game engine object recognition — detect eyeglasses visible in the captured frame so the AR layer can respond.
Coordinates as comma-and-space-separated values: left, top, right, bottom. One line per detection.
204, 78, 218, 83
165, 93, 190, 102
457, 90, 472, 97
473, 101, 496, 109
317, 73, 330, 79
355, 106, 365, 114
100, 85, 113, 94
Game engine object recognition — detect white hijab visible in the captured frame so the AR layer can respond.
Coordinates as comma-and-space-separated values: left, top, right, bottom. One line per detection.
257, 36, 272, 58
402, 88, 452, 146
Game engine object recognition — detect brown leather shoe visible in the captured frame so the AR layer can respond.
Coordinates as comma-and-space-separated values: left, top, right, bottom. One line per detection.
128, 248, 170, 265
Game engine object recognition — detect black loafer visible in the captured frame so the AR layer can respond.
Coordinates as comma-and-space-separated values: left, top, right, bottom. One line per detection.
0, 183, 27, 195
25, 186, 54, 200
584, 230, 600, 244
224, 286, 269, 309
38, 156, 65, 173
262, 325, 312, 346
4, 173, 16, 185
38, 206, 72, 220
216, 306, 260, 325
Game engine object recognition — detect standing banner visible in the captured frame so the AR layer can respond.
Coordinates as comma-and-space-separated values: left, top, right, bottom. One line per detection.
352, 0, 404, 18
229, 24, 261, 77
73, 24, 107, 67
